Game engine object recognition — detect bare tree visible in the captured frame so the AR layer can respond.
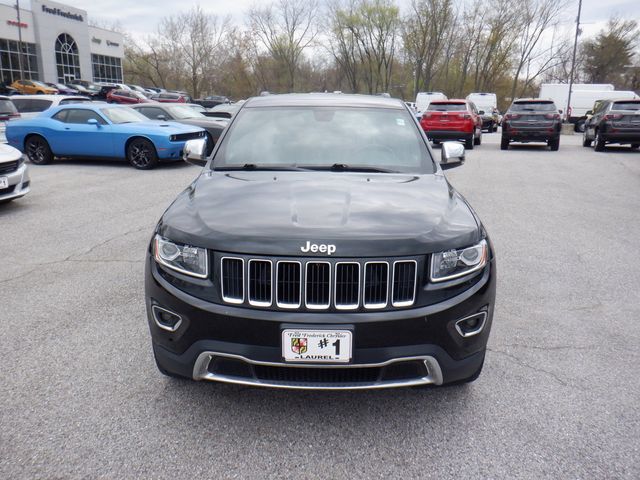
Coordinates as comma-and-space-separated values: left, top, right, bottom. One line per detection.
402, 0, 455, 96
327, 0, 361, 93
509, 0, 568, 100
248, 0, 319, 92
159, 6, 231, 98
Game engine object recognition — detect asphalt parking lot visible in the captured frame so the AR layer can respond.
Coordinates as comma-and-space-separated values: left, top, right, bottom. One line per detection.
1, 132, 639, 479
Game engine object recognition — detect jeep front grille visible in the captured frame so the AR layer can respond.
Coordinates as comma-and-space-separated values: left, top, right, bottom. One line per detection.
219, 256, 419, 311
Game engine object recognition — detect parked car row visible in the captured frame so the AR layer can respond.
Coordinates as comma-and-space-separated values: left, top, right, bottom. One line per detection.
418, 98, 563, 151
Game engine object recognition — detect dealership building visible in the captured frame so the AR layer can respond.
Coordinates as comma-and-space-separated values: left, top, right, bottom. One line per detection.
0, 0, 124, 85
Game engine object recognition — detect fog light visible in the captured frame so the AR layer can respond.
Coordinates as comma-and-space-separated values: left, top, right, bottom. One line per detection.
152, 305, 183, 332
454, 311, 487, 338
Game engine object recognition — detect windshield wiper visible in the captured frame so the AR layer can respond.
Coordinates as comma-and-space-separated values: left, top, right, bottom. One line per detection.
215, 164, 312, 172
305, 163, 399, 173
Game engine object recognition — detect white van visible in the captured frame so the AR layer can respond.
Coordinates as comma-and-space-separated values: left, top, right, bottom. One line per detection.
538, 83, 614, 120
415, 92, 447, 114
466, 93, 497, 112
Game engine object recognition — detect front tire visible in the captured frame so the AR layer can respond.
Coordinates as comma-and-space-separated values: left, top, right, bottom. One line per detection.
500, 136, 509, 150
25, 135, 53, 165
474, 130, 482, 145
127, 138, 159, 169
582, 131, 592, 147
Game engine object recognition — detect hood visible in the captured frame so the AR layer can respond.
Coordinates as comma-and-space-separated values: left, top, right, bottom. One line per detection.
176, 118, 229, 130
159, 171, 481, 257
135, 121, 205, 134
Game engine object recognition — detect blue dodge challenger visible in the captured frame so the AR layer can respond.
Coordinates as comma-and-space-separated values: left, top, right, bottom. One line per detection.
6, 103, 206, 169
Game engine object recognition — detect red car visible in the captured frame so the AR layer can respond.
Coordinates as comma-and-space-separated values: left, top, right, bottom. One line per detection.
106, 89, 153, 104
420, 100, 482, 149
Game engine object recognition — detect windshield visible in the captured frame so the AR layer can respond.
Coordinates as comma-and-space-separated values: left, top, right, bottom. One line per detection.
213, 106, 434, 174
511, 101, 557, 112
166, 104, 204, 119
428, 103, 467, 111
612, 101, 640, 111
100, 107, 148, 124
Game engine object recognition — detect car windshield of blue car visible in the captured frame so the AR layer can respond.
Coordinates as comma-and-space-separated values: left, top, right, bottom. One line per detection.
101, 107, 148, 124
212, 106, 435, 174
166, 105, 204, 119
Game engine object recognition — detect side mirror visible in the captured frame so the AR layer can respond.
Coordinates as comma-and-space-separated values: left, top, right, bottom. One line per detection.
586, 110, 593, 116
478, 110, 485, 115
157, 114, 167, 121
440, 141, 465, 166
183, 138, 207, 166
87, 118, 99, 126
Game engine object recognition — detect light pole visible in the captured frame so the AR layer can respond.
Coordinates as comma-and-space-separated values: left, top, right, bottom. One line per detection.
15, 0, 25, 81
566, 0, 583, 123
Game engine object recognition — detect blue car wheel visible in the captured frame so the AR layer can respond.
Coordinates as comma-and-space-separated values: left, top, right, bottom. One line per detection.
127, 138, 158, 170
26, 136, 53, 165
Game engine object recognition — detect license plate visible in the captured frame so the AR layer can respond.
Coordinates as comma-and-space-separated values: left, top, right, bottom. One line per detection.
0, 176, 8, 189
282, 329, 352, 363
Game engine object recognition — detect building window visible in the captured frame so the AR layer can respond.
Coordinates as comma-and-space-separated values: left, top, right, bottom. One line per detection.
91, 54, 122, 83
0, 39, 38, 85
55, 33, 81, 83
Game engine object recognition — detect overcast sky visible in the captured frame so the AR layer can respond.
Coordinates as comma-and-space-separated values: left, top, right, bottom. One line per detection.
5, 0, 640, 43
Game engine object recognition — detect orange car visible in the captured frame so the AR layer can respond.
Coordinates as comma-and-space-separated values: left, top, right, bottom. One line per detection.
10, 79, 58, 95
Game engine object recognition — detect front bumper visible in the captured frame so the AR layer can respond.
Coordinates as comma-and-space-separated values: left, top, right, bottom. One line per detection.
0, 160, 30, 201
145, 253, 496, 389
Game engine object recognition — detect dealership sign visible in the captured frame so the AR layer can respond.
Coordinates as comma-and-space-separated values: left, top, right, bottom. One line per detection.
7, 20, 28, 28
41, 4, 84, 22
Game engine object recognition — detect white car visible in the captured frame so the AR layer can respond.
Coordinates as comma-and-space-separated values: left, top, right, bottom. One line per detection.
11, 95, 93, 120
0, 144, 30, 203
0, 95, 21, 143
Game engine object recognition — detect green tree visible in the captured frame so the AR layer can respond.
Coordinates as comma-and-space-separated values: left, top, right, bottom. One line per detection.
582, 17, 638, 88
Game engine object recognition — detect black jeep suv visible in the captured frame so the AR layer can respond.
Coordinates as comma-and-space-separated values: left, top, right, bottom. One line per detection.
582, 99, 640, 151
145, 94, 496, 390
501, 99, 561, 150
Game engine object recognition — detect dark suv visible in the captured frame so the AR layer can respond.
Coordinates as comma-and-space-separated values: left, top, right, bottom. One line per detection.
145, 94, 496, 390
501, 99, 561, 150
582, 99, 640, 151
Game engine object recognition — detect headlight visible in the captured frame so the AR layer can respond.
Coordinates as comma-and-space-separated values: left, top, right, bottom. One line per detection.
430, 239, 488, 282
154, 235, 208, 279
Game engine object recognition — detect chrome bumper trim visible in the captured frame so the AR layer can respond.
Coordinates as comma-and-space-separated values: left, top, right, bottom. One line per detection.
192, 351, 444, 390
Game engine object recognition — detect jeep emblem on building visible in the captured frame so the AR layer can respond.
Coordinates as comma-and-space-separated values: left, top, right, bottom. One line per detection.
300, 241, 336, 255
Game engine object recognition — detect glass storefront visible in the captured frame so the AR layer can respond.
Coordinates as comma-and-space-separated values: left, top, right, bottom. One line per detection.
55, 33, 81, 83
91, 54, 122, 83
0, 39, 38, 84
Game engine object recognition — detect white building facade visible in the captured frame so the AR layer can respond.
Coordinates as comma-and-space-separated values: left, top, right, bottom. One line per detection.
0, 0, 124, 85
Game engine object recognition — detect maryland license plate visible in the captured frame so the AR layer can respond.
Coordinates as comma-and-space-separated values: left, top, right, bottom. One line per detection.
282, 329, 352, 363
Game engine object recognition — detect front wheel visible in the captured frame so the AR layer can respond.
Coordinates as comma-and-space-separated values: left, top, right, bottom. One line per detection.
127, 138, 158, 169
474, 130, 482, 145
582, 131, 592, 147
500, 136, 509, 150
25, 135, 53, 165
575, 120, 586, 133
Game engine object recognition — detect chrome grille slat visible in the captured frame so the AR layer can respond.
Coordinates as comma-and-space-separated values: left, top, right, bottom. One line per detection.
220, 257, 244, 304
220, 256, 416, 310
334, 262, 360, 310
392, 260, 417, 307
363, 262, 389, 309
276, 261, 302, 308
305, 262, 331, 309
248, 260, 272, 307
